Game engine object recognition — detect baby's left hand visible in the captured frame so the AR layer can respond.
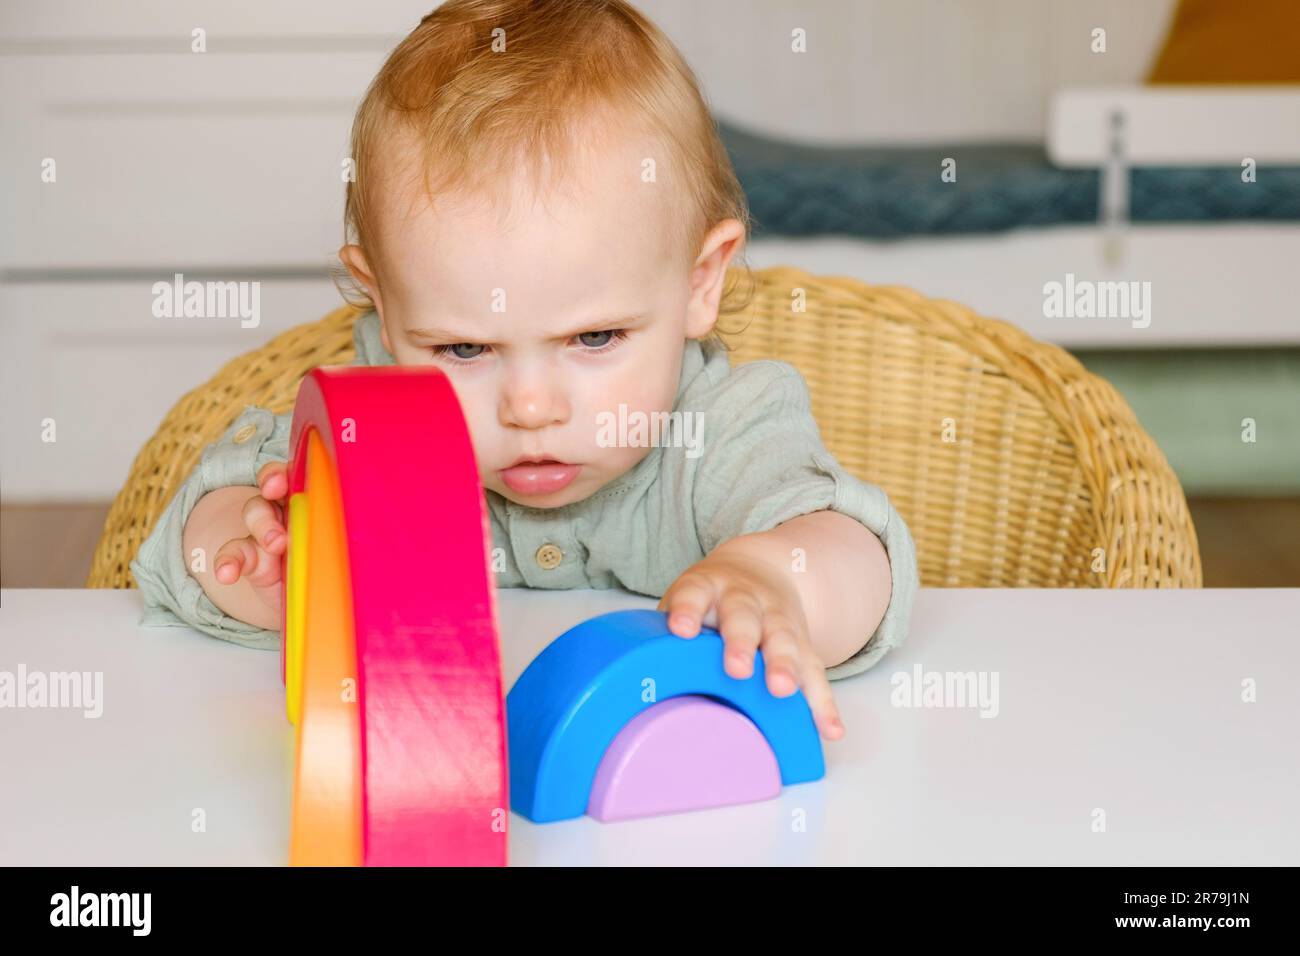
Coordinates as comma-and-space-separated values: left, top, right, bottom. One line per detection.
656, 549, 845, 741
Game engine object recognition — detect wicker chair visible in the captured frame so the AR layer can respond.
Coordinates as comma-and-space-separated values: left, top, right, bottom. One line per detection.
87, 265, 1202, 590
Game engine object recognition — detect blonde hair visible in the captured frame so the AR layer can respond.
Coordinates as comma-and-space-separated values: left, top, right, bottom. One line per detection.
339, 0, 754, 350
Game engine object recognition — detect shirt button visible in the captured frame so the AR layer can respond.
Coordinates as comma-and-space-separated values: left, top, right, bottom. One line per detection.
535, 543, 564, 570
232, 424, 257, 444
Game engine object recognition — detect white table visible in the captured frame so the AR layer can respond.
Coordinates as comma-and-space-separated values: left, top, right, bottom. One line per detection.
1, 587, 1297, 866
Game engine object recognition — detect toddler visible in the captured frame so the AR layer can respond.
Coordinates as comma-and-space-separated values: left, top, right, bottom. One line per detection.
131, 0, 918, 742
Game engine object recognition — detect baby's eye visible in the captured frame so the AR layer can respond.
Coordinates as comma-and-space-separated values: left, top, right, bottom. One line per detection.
434, 330, 626, 363
576, 329, 628, 352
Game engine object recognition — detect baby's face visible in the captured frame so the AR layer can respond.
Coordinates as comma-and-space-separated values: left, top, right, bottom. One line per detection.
350, 125, 739, 509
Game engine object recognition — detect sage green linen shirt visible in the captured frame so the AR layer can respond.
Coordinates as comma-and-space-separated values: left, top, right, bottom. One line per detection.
130, 311, 918, 680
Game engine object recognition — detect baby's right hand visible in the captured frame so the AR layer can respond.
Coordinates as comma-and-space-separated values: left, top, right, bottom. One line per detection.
212, 461, 289, 614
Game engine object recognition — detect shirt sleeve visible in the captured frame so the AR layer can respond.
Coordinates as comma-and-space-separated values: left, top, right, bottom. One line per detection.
130, 310, 379, 648
691, 359, 919, 680
129, 405, 292, 650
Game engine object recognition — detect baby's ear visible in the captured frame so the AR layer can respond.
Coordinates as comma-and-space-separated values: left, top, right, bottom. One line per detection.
685, 219, 746, 338
339, 243, 384, 316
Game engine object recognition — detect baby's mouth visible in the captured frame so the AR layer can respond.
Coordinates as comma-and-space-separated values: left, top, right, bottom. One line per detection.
498, 458, 582, 496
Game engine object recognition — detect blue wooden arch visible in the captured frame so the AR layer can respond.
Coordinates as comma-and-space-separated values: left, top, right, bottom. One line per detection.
507, 609, 825, 823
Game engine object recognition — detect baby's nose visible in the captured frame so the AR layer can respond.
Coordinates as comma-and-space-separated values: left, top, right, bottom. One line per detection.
500, 381, 569, 429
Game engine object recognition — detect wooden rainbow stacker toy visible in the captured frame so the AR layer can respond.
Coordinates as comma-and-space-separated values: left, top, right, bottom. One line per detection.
280, 366, 825, 866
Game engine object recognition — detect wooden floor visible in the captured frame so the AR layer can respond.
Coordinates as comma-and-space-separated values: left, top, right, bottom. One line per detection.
2, 498, 1298, 589
1185, 497, 1300, 587
2, 503, 113, 589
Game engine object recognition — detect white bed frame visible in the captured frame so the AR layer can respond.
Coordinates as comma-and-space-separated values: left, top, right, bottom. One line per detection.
751, 88, 1300, 351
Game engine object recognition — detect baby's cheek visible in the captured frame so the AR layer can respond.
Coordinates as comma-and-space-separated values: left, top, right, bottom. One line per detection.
579, 379, 679, 468
597, 364, 677, 422
598, 441, 654, 476
450, 392, 502, 469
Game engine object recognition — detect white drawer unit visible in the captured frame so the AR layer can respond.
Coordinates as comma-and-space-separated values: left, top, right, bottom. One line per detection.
0, 1, 432, 501
0, 280, 346, 500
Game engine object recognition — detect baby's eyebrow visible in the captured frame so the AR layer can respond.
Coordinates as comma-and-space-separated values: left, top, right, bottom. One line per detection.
405, 325, 474, 341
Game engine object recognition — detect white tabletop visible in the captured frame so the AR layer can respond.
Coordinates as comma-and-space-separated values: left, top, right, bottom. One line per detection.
1, 587, 1297, 866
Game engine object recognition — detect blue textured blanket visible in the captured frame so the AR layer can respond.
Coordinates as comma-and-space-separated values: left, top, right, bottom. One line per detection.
719, 121, 1300, 239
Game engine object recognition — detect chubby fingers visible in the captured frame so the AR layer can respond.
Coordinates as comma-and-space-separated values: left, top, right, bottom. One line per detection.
256, 460, 289, 502
656, 569, 719, 638
797, 657, 845, 741
751, 612, 803, 698
242, 491, 286, 556
658, 577, 844, 740
753, 618, 843, 739
714, 590, 764, 681
212, 534, 282, 588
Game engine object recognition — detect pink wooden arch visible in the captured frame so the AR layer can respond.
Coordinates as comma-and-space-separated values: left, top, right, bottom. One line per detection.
287, 366, 507, 866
